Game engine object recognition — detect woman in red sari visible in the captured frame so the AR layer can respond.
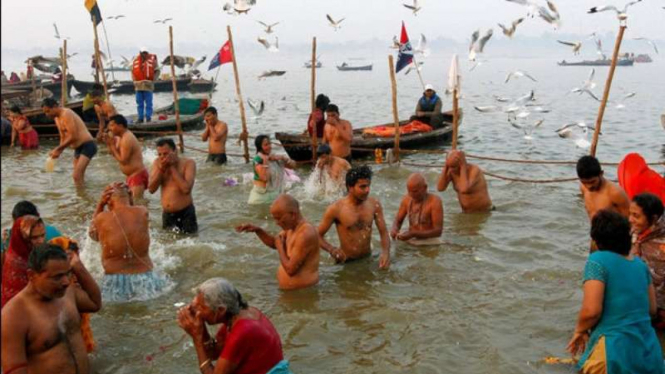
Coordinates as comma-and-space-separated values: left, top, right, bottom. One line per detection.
8, 106, 39, 149
1, 215, 46, 308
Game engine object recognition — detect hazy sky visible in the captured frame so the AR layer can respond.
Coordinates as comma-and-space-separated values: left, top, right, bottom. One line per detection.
1, 0, 663, 52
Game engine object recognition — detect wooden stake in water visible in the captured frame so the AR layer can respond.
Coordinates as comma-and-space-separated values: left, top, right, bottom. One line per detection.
227, 26, 250, 163
92, 15, 109, 99
310, 37, 318, 162
60, 40, 68, 106
169, 26, 185, 153
452, 89, 460, 150
388, 55, 401, 162
590, 25, 626, 157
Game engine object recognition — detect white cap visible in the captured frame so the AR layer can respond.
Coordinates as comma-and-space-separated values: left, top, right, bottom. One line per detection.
424, 84, 434, 91
140, 46, 148, 53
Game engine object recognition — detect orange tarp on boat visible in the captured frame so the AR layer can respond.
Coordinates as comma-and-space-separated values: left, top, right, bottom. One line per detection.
617, 153, 665, 202
362, 120, 433, 137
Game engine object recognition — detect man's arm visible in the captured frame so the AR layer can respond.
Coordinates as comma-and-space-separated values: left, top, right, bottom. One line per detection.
373, 200, 391, 269
148, 159, 163, 194
456, 165, 481, 194
71, 251, 102, 313
112, 136, 135, 164
317, 204, 341, 257
235, 224, 276, 249
436, 165, 452, 192
390, 197, 409, 239
340, 122, 353, 142
275, 228, 317, 276
201, 122, 210, 142
610, 185, 630, 217
212, 123, 228, 142
405, 197, 444, 240
423, 99, 443, 117
321, 124, 331, 144
1, 306, 28, 374
169, 159, 196, 195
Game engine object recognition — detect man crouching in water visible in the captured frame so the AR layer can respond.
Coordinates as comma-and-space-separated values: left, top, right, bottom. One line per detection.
236, 194, 320, 290
2, 244, 102, 374
318, 165, 391, 268
89, 183, 165, 302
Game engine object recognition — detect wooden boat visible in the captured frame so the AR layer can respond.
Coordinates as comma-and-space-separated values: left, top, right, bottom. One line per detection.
336, 63, 373, 71
1, 75, 75, 98
275, 110, 461, 161
71, 77, 216, 95
557, 58, 634, 66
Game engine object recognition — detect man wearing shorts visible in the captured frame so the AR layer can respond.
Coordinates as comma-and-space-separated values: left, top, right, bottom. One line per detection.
200, 106, 228, 165
106, 115, 148, 199
42, 98, 97, 185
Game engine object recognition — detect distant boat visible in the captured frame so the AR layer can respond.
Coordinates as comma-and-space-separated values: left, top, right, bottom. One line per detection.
336, 63, 373, 71
303, 61, 322, 68
558, 58, 634, 66
634, 54, 652, 63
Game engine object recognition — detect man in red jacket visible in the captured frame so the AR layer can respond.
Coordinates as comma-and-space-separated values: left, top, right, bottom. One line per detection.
132, 47, 158, 123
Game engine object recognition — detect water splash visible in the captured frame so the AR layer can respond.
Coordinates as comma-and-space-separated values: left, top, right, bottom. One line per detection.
301, 165, 346, 202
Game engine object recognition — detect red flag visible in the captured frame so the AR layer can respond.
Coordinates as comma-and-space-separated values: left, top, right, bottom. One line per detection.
208, 41, 233, 70
396, 22, 413, 73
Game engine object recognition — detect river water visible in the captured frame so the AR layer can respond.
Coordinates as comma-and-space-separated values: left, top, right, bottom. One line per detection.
1, 52, 664, 373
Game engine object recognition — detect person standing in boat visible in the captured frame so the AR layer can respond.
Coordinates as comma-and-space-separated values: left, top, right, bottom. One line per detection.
307, 94, 330, 139
8, 106, 39, 150
200, 107, 229, 165
131, 47, 158, 123
411, 84, 444, 128
322, 104, 353, 162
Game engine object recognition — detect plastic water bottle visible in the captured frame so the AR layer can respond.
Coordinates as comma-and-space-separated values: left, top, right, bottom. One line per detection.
45, 157, 56, 172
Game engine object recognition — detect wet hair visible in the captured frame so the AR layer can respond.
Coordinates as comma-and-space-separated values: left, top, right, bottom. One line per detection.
9, 105, 22, 115
632, 193, 664, 225
316, 144, 331, 155
576, 155, 602, 179
156, 138, 176, 150
203, 106, 217, 116
590, 209, 632, 255
90, 89, 103, 98
194, 278, 249, 316
12, 200, 39, 220
255, 134, 270, 154
315, 94, 330, 111
28, 244, 68, 273
41, 98, 59, 108
346, 165, 372, 188
325, 104, 339, 114
109, 114, 128, 128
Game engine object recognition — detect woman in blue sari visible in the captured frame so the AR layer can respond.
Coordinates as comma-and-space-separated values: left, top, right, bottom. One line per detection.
567, 209, 663, 374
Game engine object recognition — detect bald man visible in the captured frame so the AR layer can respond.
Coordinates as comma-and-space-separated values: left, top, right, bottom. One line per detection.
236, 194, 320, 290
391, 173, 444, 245
437, 150, 493, 213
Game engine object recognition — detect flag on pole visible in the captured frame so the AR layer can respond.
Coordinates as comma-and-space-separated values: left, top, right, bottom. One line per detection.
447, 54, 461, 95
208, 41, 233, 70
84, 0, 102, 26
395, 22, 413, 73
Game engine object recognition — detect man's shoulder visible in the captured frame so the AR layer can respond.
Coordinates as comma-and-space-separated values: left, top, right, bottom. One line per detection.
367, 196, 383, 209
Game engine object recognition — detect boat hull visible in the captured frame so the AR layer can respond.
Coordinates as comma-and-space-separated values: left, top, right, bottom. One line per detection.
557, 59, 634, 66
71, 78, 216, 95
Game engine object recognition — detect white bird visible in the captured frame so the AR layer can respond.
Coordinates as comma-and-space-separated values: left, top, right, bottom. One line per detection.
498, 17, 524, 38
326, 14, 345, 31
592, 36, 607, 59
494, 95, 512, 103
468, 29, 493, 61
414, 34, 430, 57
505, 70, 537, 83
505, 0, 540, 17
247, 99, 265, 117
509, 117, 544, 139
554, 122, 599, 149
633, 37, 659, 54
53, 23, 70, 40
474, 106, 500, 113
404, 61, 424, 75
257, 37, 279, 52
119, 56, 131, 69
258, 21, 279, 34
403, 0, 422, 15
153, 18, 173, 24
557, 40, 582, 55
106, 15, 125, 20
538, 0, 561, 29
570, 68, 600, 101
222, 3, 235, 14
390, 35, 400, 49
615, 92, 636, 109
588, 0, 642, 22
234, 0, 255, 14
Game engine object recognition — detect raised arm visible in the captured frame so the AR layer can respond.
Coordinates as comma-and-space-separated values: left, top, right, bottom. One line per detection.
437, 165, 452, 192
373, 200, 391, 269
201, 122, 211, 142
148, 158, 163, 194
211, 122, 228, 142
275, 227, 318, 276
71, 251, 102, 313
1, 306, 28, 374
456, 164, 481, 194
168, 159, 196, 195
390, 197, 409, 240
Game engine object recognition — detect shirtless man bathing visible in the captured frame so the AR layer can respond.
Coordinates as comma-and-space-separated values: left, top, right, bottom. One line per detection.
322, 104, 353, 162
318, 165, 391, 268
391, 173, 444, 245
200, 106, 229, 165
577, 155, 630, 220
42, 98, 97, 185
106, 115, 148, 199
437, 150, 493, 213
316, 144, 351, 185
236, 194, 320, 290
1, 244, 101, 374
90, 89, 117, 141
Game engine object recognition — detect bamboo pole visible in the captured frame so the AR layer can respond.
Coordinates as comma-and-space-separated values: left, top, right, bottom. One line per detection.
310, 37, 318, 162
60, 40, 68, 106
388, 55, 400, 162
227, 26, 250, 163
411, 55, 426, 91
100, 20, 116, 81
92, 16, 109, 99
169, 26, 185, 153
452, 89, 459, 150
590, 25, 626, 157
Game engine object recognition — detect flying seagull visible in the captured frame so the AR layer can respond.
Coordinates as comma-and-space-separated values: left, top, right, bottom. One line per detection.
468, 29, 493, 61
632, 37, 659, 54
404, 61, 424, 75
498, 17, 524, 38
505, 70, 537, 83
258, 21, 279, 34
53, 23, 70, 40
414, 34, 430, 57
257, 36, 279, 52
403, 0, 422, 15
222, 3, 235, 14
247, 99, 265, 116
615, 92, 636, 109
154, 18, 173, 24
505, 0, 540, 17
326, 14, 345, 31
570, 68, 600, 101
509, 117, 544, 140
107, 15, 125, 20
557, 40, 582, 55
588, 0, 642, 22
538, 0, 561, 29
390, 35, 400, 49
555, 122, 599, 149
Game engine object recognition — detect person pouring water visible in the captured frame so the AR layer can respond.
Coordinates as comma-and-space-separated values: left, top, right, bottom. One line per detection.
411, 84, 444, 128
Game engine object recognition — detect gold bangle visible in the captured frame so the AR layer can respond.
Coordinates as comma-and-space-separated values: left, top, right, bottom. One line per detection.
200, 359, 211, 369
